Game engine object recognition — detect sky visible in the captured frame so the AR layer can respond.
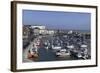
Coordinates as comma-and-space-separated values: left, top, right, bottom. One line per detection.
23, 10, 91, 30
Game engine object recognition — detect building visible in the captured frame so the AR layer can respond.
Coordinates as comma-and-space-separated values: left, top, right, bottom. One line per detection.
33, 27, 40, 35
31, 25, 46, 29
23, 25, 30, 48
47, 30, 55, 35
23, 25, 34, 48
31, 25, 55, 35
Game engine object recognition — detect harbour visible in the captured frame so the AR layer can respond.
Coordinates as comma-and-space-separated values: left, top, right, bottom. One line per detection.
23, 28, 91, 62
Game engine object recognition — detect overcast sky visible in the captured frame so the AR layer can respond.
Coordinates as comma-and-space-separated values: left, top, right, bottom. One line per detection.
23, 10, 91, 30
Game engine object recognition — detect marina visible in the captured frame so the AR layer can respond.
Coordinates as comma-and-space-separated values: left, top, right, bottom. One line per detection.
23, 28, 91, 62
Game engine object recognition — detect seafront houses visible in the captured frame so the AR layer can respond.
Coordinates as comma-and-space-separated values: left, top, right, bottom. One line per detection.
23, 25, 34, 48
23, 25, 55, 48
32, 25, 47, 35
23, 25, 30, 48
30, 25, 55, 35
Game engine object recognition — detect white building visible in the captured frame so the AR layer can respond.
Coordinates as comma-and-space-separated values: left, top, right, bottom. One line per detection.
31, 25, 55, 35
48, 30, 55, 35
31, 25, 46, 29
68, 30, 73, 34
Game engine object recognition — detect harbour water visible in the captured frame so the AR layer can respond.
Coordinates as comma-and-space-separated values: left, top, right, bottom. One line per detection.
27, 48, 79, 62
23, 29, 91, 62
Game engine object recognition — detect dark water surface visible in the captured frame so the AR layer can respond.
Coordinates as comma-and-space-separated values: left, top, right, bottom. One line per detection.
33, 48, 78, 62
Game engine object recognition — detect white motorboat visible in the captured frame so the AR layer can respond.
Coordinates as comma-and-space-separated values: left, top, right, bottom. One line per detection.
82, 55, 87, 59
77, 53, 82, 58
81, 44, 87, 48
56, 49, 70, 57
67, 45, 74, 49
44, 41, 51, 50
52, 45, 61, 50
45, 46, 49, 50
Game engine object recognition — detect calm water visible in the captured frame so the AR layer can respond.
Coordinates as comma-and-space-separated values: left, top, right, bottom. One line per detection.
33, 48, 78, 62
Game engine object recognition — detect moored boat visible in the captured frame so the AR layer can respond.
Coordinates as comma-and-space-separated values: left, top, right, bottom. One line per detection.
56, 49, 70, 57
52, 45, 62, 51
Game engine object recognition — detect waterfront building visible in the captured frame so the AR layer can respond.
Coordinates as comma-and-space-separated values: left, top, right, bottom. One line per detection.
31, 25, 55, 35
23, 26, 30, 48
31, 25, 46, 29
